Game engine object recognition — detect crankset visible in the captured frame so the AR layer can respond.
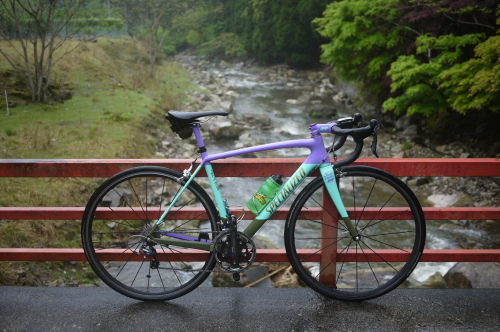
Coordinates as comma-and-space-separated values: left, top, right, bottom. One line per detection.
213, 230, 256, 274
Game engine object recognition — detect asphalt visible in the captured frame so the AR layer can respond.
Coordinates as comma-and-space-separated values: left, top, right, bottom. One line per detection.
0, 287, 499, 332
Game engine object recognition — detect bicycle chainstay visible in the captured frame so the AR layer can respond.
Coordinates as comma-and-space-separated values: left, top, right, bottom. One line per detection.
150, 228, 257, 274
142, 230, 232, 274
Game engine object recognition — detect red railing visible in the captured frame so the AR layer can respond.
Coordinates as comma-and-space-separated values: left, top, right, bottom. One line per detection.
0, 158, 499, 262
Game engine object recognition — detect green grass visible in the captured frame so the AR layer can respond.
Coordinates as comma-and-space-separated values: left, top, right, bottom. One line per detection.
1, 89, 153, 159
401, 141, 413, 152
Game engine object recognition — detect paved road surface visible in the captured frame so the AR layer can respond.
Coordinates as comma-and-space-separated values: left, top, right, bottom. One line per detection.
1, 287, 499, 331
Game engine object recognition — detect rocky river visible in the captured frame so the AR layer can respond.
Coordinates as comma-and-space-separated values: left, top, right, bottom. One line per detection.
156, 54, 499, 289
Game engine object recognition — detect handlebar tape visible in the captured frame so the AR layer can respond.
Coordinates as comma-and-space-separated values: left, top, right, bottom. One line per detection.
331, 119, 379, 168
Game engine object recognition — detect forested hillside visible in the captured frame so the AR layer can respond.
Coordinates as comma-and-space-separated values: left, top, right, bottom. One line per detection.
1, 0, 498, 139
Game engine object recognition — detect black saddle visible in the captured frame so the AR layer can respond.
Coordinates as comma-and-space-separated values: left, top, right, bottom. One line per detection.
166, 110, 229, 139
167, 110, 228, 122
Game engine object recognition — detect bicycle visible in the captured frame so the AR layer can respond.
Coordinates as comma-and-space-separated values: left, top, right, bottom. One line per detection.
81, 111, 426, 302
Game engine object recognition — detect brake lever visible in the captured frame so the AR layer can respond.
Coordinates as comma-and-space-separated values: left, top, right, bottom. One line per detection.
370, 133, 379, 158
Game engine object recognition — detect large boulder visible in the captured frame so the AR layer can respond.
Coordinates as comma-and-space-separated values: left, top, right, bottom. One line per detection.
444, 262, 500, 288
240, 113, 271, 127
208, 120, 246, 139
418, 272, 447, 289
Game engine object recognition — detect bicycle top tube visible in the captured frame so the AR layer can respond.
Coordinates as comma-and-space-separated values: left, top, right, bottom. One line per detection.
191, 122, 338, 165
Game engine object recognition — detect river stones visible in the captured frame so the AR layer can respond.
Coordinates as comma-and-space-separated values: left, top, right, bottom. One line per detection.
444, 262, 500, 288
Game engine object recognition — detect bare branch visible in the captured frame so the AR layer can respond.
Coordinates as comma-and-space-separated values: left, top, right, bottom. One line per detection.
442, 13, 497, 31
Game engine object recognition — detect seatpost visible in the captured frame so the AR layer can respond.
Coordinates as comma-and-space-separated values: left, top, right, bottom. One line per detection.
191, 125, 208, 159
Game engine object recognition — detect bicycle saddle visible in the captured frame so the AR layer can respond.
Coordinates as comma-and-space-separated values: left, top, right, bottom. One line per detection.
167, 110, 229, 139
167, 110, 228, 123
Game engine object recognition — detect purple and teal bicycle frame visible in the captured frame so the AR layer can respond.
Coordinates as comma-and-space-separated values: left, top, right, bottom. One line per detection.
150, 122, 357, 251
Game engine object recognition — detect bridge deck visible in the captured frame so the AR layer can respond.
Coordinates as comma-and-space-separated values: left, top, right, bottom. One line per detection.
1, 287, 498, 331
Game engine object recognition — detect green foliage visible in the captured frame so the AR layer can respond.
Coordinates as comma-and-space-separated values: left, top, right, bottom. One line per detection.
199, 0, 330, 67
104, 0, 330, 66
436, 36, 500, 113
383, 53, 447, 116
317, 0, 499, 116
384, 32, 498, 116
71, 18, 123, 34
186, 30, 203, 47
315, 0, 408, 94
199, 33, 246, 57
401, 141, 412, 151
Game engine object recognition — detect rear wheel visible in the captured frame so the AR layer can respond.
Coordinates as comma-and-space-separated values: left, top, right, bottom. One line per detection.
82, 166, 219, 301
285, 166, 425, 301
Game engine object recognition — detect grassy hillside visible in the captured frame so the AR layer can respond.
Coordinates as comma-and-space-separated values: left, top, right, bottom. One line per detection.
0, 37, 193, 286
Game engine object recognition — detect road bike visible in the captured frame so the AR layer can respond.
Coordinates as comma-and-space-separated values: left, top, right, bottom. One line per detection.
81, 111, 426, 302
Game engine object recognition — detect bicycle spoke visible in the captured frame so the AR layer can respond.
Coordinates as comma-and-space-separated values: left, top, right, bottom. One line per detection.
356, 178, 377, 228
358, 192, 396, 233
127, 179, 148, 221
299, 217, 349, 233
157, 178, 166, 220
359, 244, 380, 287
362, 235, 412, 253
298, 235, 350, 263
111, 187, 145, 224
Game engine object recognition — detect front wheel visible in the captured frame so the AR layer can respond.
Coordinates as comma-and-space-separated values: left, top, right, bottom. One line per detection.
82, 166, 219, 301
285, 166, 425, 301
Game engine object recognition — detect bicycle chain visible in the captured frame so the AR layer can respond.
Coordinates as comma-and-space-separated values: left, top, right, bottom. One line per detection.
157, 266, 233, 274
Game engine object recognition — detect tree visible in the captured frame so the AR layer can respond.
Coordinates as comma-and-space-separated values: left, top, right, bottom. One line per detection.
382, 33, 496, 116
383, 1, 499, 116
217, 0, 330, 67
0, 0, 85, 102
316, 0, 499, 116
315, 0, 410, 99
116, 0, 192, 77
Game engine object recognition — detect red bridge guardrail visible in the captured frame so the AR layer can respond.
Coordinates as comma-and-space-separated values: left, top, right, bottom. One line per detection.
0, 158, 499, 263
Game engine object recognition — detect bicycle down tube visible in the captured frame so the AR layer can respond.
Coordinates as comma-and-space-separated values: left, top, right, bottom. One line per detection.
151, 123, 355, 250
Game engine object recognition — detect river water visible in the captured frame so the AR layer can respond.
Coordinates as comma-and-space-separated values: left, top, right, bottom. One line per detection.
173, 57, 460, 286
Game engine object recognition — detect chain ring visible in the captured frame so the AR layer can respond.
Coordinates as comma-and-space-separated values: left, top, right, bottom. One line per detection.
213, 231, 256, 273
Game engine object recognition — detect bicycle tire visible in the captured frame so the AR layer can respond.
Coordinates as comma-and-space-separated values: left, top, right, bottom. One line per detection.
285, 166, 425, 301
82, 166, 219, 301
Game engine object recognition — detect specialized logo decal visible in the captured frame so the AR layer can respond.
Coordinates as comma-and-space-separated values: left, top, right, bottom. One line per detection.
207, 166, 220, 187
265, 167, 307, 213
323, 169, 335, 183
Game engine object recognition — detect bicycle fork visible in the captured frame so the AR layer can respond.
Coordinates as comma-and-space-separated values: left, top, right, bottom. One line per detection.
319, 164, 360, 240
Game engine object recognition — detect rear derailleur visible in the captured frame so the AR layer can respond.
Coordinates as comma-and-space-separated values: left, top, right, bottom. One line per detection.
140, 241, 160, 270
